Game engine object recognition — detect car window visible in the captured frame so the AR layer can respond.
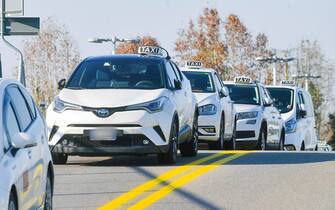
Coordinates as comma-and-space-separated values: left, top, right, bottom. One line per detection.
297, 92, 305, 119
226, 84, 260, 105
19, 87, 37, 120
183, 71, 216, 93
267, 87, 294, 114
67, 58, 165, 90
165, 62, 178, 88
7, 86, 33, 131
171, 62, 183, 81
3, 101, 20, 151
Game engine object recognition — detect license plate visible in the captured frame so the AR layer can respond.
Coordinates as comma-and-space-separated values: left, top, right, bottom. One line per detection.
85, 129, 122, 141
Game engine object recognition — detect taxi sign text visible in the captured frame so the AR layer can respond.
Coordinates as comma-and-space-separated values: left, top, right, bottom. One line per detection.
138, 46, 162, 56
234, 76, 252, 84
186, 61, 202, 68
280, 80, 295, 86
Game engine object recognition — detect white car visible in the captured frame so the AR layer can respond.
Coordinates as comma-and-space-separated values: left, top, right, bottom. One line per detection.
46, 46, 198, 164
267, 81, 318, 151
181, 61, 235, 150
225, 77, 285, 150
0, 80, 54, 210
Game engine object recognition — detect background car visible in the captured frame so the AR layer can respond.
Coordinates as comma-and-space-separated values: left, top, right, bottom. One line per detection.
0, 79, 54, 210
267, 81, 318, 151
181, 61, 235, 150
225, 77, 285, 150
46, 46, 198, 164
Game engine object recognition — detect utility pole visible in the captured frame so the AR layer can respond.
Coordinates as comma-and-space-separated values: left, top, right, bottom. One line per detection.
1, 0, 26, 86
88, 37, 141, 54
256, 54, 295, 85
292, 74, 321, 91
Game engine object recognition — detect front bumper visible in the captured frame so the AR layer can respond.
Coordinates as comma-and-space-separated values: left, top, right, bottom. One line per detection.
47, 104, 175, 155
197, 114, 220, 141
235, 117, 261, 142
285, 132, 300, 150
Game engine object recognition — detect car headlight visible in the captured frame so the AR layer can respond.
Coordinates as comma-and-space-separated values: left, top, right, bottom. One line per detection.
199, 104, 217, 115
236, 111, 258, 120
53, 96, 82, 113
126, 96, 168, 113
285, 118, 297, 133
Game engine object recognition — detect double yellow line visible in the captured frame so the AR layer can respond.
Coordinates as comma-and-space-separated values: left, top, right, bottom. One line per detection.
99, 151, 250, 209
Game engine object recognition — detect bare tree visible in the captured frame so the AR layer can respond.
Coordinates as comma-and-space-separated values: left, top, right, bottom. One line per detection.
22, 17, 80, 105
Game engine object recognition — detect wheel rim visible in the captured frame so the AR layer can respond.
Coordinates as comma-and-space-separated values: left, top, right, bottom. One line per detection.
45, 176, 53, 210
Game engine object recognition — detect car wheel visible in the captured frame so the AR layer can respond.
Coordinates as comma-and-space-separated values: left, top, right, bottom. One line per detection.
278, 130, 285, 151
180, 113, 198, 157
257, 126, 267, 151
209, 116, 224, 150
158, 121, 178, 164
44, 173, 53, 210
52, 153, 68, 165
300, 141, 305, 151
8, 191, 17, 210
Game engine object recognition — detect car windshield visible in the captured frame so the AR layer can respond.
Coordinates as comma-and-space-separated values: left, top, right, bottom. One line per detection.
183, 71, 215, 93
67, 58, 165, 90
267, 87, 294, 113
226, 84, 260, 105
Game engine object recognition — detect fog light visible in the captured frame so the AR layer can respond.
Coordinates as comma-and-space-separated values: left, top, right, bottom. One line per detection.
203, 127, 216, 133
143, 140, 150, 145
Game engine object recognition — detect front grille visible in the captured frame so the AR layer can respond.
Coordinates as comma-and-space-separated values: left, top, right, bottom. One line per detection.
59, 134, 153, 148
236, 131, 256, 139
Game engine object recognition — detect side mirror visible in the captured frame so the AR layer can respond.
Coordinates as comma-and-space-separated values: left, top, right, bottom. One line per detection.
58, 79, 66, 90
299, 109, 307, 118
39, 100, 46, 110
11, 133, 38, 149
264, 99, 273, 107
219, 87, 229, 98
174, 80, 182, 90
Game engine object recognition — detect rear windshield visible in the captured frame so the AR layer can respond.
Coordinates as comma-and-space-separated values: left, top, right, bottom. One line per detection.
267, 87, 294, 114
226, 84, 260, 105
183, 71, 215, 93
67, 59, 165, 90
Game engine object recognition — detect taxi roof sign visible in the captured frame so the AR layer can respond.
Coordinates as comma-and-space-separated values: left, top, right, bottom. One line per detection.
138, 46, 163, 56
280, 80, 295, 86
185, 61, 202, 69
234, 76, 252, 84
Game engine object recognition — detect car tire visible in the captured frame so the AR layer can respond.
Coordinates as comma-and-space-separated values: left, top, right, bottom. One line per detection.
278, 130, 285, 151
158, 121, 178, 164
257, 126, 267, 151
8, 190, 17, 210
300, 141, 305, 151
44, 173, 53, 210
52, 153, 68, 165
208, 115, 224, 150
180, 113, 198, 157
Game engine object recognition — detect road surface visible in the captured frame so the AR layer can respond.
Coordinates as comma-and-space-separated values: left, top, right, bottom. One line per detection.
53, 150, 335, 210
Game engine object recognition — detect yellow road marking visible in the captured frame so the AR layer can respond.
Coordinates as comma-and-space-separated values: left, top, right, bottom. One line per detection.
128, 152, 248, 209
99, 151, 247, 210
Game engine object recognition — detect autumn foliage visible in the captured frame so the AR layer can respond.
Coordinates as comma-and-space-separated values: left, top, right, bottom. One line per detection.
115, 36, 159, 54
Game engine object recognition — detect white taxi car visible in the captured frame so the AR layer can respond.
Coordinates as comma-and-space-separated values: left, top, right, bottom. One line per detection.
0, 80, 54, 210
46, 46, 198, 164
181, 61, 235, 150
225, 77, 285, 150
267, 81, 318, 151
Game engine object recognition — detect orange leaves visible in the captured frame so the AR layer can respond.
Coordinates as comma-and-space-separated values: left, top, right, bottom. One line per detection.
115, 36, 159, 54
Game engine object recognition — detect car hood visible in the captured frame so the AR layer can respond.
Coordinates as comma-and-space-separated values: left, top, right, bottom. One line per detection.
59, 88, 166, 108
194, 93, 218, 106
234, 104, 261, 113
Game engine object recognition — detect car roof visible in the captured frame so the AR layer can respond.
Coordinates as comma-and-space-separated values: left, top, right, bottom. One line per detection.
84, 54, 167, 62
266, 85, 301, 91
223, 81, 259, 86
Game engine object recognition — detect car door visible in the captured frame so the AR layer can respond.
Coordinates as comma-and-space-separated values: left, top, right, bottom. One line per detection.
165, 62, 185, 131
213, 72, 233, 136
296, 91, 309, 147
2, 92, 31, 209
260, 86, 277, 142
7, 85, 44, 209
301, 91, 316, 149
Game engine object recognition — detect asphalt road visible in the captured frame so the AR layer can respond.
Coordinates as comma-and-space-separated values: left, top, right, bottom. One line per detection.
53, 150, 335, 210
